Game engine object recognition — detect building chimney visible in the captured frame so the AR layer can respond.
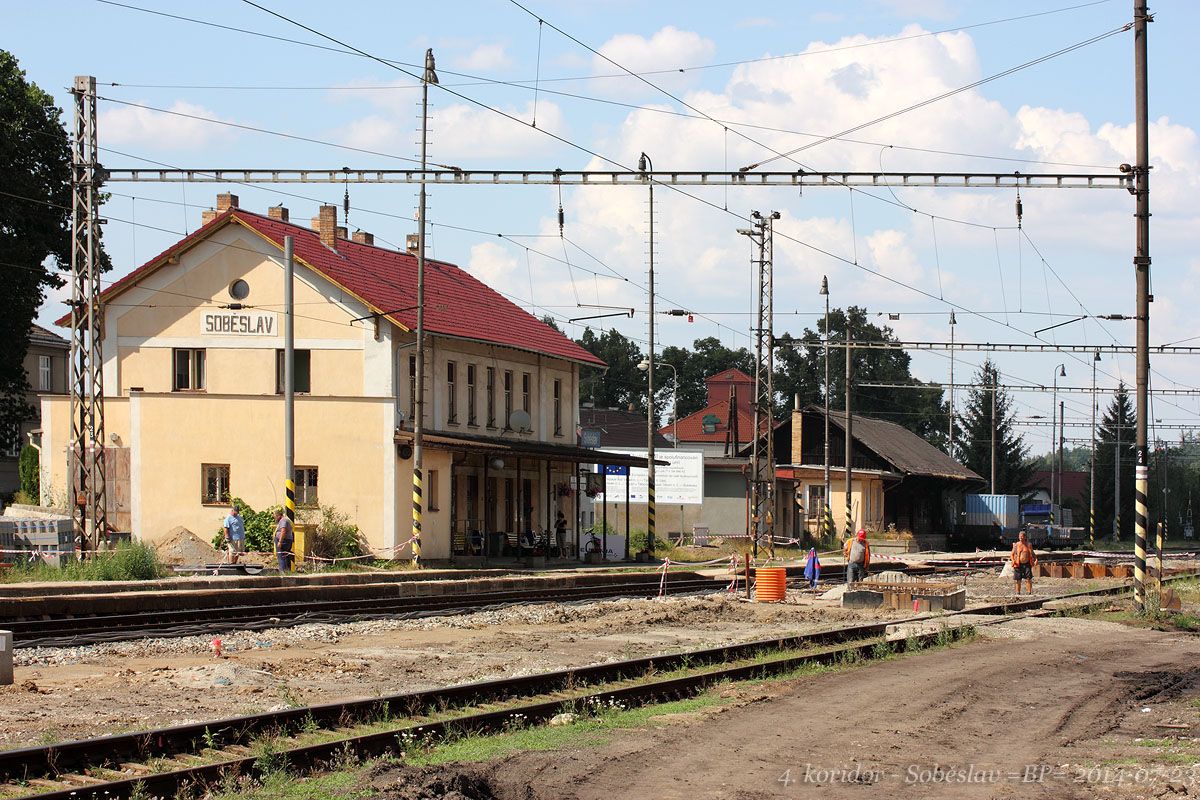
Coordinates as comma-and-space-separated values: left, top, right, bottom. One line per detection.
201, 209, 218, 225
216, 193, 239, 212
268, 205, 289, 222
352, 230, 374, 246
406, 233, 419, 255
311, 216, 321, 231
317, 204, 337, 248
335, 226, 348, 240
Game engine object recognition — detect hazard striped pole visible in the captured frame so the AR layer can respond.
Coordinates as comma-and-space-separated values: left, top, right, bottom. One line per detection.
410, 50, 438, 568
283, 235, 294, 571
1132, 0, 1150, 611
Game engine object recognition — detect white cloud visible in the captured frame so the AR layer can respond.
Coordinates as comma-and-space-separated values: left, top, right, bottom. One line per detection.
98, 100, 235, 149
456, 43, 512, 72
466, 241, 518, 287
591, 27, 717, 98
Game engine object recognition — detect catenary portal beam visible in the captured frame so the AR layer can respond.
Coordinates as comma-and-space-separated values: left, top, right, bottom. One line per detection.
101, 169, 1131, 189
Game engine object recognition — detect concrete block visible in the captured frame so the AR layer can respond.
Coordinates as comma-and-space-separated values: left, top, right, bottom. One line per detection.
0, 630, 11, 686
842, 589, 885, 609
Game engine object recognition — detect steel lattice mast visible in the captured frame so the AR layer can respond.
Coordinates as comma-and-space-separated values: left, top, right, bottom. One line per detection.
68, 76, 106, 554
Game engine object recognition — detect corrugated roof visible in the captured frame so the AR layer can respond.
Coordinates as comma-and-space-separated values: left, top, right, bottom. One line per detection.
56, 209, 604, 368
29, 323, 68, 347
817, 406, 982, 482
579, 408, 672, 449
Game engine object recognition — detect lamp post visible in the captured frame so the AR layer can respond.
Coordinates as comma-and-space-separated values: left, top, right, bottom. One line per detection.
412, 48, 439, 567
640, 359, 679, 541
820, 276, 832, 543
948, 310, 957, 455
637, 152, 656, 556
1052, 363, 1066, 515
1091, 350, 1101, 544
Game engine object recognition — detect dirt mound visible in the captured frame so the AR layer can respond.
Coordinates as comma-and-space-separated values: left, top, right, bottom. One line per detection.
371, 764, 500, 800
154, 526, 219, 565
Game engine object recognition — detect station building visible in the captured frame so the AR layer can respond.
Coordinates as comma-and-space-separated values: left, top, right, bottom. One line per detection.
40, 194, 649, 560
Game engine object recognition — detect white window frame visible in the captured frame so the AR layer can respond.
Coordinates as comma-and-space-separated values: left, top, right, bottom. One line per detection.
173, 348, 206, 391
201, 463, 231, 505
38, 355, 52, 392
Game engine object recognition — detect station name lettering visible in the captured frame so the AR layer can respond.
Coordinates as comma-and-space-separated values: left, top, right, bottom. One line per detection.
201, 312, 277, 336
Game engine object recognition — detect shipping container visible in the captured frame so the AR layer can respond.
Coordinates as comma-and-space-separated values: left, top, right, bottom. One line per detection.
964, 494, 1020, 530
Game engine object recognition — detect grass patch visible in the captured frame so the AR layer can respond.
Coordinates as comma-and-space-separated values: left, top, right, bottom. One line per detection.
409, 694, 726, 766
0, 542, 167, 582
209, 763, 372, 800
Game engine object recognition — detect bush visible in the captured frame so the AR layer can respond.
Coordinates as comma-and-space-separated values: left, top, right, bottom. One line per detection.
18, 445, 38, 501
303, 504, 366, 562
628, 528, 674, 557
212, 497, 281, 552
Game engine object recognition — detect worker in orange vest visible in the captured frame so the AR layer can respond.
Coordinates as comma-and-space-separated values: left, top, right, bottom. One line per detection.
843, 529, 871, 584
1011, 530, 1038, 595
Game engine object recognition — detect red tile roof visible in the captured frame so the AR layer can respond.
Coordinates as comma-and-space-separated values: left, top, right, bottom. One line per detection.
57, 209, 604, 367
664, 398, 761, 444
707, 368, 753, 384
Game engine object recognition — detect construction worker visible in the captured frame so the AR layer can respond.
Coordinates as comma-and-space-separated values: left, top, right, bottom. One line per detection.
1011, 529, 1037, 595
844, 529, 871, 584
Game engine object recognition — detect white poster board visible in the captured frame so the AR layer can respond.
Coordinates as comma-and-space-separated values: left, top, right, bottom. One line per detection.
594, 449, 704, 505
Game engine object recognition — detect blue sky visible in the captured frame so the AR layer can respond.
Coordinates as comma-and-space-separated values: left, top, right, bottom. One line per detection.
10, 0, 1200, 454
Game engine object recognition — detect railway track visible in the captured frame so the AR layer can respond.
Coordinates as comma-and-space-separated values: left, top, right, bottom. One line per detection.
2, 576, 1177, 800
3, 563, 943, 649
2, 576, 726, 649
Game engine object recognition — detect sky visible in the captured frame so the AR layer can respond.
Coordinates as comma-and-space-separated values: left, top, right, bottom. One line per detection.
9, 0, 1200, 457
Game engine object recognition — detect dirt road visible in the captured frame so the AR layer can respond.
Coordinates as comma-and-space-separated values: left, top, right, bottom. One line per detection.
416, 617, 1200, 800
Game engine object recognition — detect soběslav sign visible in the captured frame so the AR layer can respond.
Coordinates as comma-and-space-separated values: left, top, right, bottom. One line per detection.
201, 311, 278, 336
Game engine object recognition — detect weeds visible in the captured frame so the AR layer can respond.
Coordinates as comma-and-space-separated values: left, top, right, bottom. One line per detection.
2, 542, 167, 583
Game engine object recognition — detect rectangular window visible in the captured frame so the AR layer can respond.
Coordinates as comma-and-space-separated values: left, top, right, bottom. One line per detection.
553, 378, 563, 437
486, 366, 496, 428
466, 364, 477, 426
428, 469, 440, 511
38, 356, 52, 392
275, 349, 311, 394
294, 466, 318, 507
201, 463, 230, 505
806, 485, 826, 521
173, 348, 206, 391
446, 361, 458, 425
408, 355, 417, 422
521, 372, 531, 413
503, 370, 513, 428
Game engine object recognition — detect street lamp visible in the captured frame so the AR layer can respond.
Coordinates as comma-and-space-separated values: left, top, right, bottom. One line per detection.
948, 311, 957, 456
820, 276, 831, 543
1090, 350, 1101, 544
637, 152, 656, 556
1052, 363, 1066, 512
640, 359, 680, 541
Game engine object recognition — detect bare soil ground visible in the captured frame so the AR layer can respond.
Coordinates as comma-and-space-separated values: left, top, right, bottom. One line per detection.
0, 574, 1118, 750
372, 617, 1200, 800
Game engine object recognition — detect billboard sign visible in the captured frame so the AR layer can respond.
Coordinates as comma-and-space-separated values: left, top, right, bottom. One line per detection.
594, 449, 704, 505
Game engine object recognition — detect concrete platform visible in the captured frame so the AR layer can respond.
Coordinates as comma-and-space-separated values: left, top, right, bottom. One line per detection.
0, 568, 714, 620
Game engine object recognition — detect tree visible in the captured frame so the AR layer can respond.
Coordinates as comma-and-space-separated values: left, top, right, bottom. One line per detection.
575, 328, 647, 414
18, 443, 38, 501
1087, 383, 1135, 540
776, 306, 949, 446
0, 51, 109, 450
955, 360, 1034, 494
659, 336, 754, 418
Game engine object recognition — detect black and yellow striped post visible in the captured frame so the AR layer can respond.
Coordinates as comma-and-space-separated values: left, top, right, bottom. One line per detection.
1134, 464, 1148, 607
647, 478, 656, 554
844, 493, 853, 540
283, 478, 295, 571
824, 503, 835, 545
412, 467, 422, 565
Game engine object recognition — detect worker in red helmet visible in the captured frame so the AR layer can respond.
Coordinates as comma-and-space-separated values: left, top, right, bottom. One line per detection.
843, 529, 871, 584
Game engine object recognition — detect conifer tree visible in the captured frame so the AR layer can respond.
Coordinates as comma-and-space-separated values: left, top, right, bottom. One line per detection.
955, 360, 1034, 494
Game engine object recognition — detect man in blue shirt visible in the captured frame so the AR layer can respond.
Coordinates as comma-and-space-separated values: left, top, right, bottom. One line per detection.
223, 504, 246, 564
